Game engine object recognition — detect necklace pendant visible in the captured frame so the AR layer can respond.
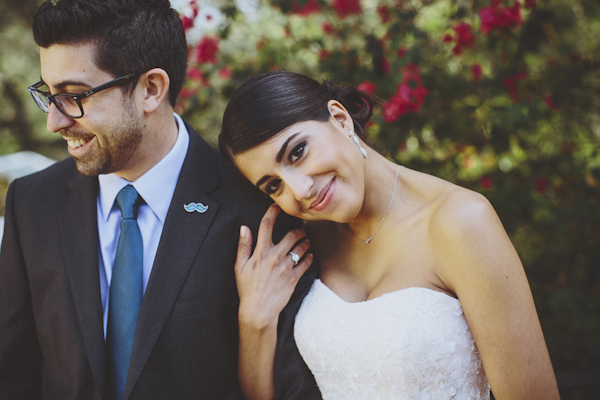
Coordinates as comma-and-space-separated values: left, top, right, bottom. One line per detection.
364, 237, 373, 244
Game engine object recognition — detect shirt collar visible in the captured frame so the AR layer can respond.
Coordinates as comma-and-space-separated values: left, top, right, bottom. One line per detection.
98, 113, 190, 223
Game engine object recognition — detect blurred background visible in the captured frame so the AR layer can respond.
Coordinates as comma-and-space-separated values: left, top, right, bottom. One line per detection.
1, 0, 599, 398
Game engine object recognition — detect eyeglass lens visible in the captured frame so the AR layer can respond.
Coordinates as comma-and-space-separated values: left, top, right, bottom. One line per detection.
30, 89, 83, 118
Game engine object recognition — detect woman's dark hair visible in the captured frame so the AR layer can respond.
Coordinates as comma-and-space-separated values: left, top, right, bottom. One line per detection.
219, 71, 373, 165
32, 0, 187, 107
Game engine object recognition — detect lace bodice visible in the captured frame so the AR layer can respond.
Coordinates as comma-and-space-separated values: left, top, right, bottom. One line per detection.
294, 279, 490, 400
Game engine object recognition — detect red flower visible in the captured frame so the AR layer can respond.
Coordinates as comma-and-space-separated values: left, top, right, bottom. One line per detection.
181, 15, 195, 30
178, 87, 196, 100
291, 0, 321, 16
480, 175, 493, 190
451, 22, 475, 55
402, 63, 422, 84
331, 0, 362, 19
503, 71, 526, 102
379, 58, 391, 75
382, 65, 429, 122
396, 46, 407, 58
180, 3, 199, 31
218, 67, 233, 80
357, 80, 377, 96
479, 0, 523, 34
471, 64, 483, 81
412, 85, 429, 104
186, 68, 205, 81
195, 36, 219, 65
319, 49, 331, 59
382, 99, 403, 123
377, 5, 391, 23
442, 33, 454, 43
322, 22, 335, 34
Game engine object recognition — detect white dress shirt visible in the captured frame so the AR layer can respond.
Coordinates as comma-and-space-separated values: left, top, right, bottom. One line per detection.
97, 113, 190, 338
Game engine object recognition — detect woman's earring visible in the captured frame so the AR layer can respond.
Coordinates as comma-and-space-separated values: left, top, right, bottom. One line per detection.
349, 130, 368, 158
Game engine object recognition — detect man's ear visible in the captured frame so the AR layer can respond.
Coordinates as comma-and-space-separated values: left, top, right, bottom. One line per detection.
327, 100, 353, 131
139, 68, 170, 113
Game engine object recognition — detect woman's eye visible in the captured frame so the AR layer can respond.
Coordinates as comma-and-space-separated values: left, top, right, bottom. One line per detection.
290, 142, 306, 163
266, 179, 282, 195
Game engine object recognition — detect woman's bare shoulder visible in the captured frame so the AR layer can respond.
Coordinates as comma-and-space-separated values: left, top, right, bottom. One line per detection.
399, 167, 496, 230
425, 179, 498, 239
421, 177, 523, 293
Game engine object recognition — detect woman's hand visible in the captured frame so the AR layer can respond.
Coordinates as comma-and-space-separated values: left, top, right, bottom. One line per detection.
236, 204, 313, 400
236, 204, 313, 329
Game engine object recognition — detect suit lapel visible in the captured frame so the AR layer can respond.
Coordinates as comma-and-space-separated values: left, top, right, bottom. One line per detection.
59, 166, 107, 399
125, 127, 222, 397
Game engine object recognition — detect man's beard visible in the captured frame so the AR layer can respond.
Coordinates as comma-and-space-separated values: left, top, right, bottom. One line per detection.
74, 102, 143, 177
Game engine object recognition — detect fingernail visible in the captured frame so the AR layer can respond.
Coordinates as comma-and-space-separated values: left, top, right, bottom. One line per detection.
240, 225, 248, 238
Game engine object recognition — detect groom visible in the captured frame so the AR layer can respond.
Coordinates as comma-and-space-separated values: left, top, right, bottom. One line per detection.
0, 0, 320, 399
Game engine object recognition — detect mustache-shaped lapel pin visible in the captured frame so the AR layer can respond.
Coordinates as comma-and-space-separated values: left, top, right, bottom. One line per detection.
184, 202, 209, 213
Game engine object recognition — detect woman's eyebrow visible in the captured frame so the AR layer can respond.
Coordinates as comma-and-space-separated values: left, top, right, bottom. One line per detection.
255, 175, 271, 189
255, 132, 302, 188
276, 132, 300, 163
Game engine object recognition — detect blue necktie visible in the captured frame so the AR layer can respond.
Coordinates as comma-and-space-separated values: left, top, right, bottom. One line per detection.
106, 185, 143, 400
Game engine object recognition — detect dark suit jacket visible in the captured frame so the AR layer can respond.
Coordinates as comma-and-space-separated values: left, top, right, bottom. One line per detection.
0, 123, 321, 400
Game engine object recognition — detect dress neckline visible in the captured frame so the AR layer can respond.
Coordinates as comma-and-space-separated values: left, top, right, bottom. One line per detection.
314, 278, 459, 305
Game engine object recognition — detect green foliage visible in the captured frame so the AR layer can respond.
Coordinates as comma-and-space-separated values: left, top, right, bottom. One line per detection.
0, 0, 64, 159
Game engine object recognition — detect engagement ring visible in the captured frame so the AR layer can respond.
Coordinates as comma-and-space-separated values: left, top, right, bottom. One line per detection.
289, 251, 300, 265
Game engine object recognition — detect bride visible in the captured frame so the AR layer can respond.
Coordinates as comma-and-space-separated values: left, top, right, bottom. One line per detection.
219, 71, 560, 400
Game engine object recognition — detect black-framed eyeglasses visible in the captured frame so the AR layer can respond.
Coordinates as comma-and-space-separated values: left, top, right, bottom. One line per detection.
27, 73, 136, 119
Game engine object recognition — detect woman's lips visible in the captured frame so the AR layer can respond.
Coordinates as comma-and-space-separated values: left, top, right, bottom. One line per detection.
310, 177, 335, 212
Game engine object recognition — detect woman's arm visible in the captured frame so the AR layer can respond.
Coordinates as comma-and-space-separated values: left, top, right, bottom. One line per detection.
432, 190, 560, 400
235, 205, 313, 400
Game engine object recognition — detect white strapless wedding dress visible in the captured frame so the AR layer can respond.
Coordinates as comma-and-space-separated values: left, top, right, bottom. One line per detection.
294, 279, 490, 400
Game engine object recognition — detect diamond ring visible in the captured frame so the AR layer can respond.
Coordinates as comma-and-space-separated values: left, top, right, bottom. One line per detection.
289, 251, 300, 265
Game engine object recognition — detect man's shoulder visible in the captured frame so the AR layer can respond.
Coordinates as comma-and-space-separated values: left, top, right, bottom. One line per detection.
183, 125, 298, 227
10, 156, 91, 196
185, 123, 262, 197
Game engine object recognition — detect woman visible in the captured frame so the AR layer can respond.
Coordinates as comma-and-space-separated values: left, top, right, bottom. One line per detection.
219, 71, 560, 400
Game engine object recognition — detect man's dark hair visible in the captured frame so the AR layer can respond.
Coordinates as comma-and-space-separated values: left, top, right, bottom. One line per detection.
32, 0, 188, 106
219, 71, 373, 166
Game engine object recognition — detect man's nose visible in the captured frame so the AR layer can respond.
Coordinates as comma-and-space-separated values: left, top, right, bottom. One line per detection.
46, 103, 75, 133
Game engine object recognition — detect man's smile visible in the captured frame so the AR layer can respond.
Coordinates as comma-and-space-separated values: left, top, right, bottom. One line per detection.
67, 138, 92, 149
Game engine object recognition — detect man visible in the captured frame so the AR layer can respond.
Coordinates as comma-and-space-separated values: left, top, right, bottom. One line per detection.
0, 0, 320, 399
